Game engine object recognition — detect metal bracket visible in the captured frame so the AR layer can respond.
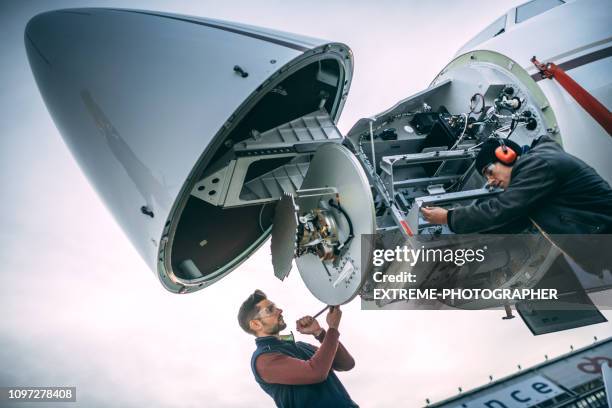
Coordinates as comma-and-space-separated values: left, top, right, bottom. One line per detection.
380, 149, 477, 199
393, 175, 458, 189
191, 164, 235, 206
427, 184, 446, 195
380, 149, 477, 175
296, 187, 338, 198
191, 153, 305, 207
191, 109, 348, 208
233, 109, 343, 156
416, 187, 503, 206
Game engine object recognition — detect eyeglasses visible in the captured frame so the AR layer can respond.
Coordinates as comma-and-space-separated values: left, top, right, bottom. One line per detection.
257, 303, 281, 319
482, 163, 495, 178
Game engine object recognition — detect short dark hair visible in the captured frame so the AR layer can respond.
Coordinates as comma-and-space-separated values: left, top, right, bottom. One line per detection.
238, 289, 267, 335
475, 138, 522, 173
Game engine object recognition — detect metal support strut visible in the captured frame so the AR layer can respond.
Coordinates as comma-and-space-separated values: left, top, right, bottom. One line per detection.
531, 56, 612, 137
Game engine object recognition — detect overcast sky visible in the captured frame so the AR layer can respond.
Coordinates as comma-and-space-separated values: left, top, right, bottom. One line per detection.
1, 1, 610, 407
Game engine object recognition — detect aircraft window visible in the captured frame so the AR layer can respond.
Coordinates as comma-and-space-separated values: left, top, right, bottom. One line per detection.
515, 0, 565, 23
460, 15, 507, 51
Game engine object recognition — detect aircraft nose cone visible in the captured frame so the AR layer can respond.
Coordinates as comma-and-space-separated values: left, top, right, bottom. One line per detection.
23, 7, 353, 291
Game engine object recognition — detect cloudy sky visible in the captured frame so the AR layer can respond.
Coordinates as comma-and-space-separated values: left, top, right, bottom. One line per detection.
1, 1, 610, 407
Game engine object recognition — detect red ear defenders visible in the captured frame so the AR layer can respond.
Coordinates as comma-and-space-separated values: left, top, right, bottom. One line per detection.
494, 140, 517, 165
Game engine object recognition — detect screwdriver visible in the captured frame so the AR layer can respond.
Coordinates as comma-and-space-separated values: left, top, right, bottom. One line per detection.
313, 305, 330, 319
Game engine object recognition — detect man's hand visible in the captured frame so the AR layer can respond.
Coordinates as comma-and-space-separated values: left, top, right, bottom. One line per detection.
420, 206, 449, 225
296, 316, 323, 336
326, 306, 342, 330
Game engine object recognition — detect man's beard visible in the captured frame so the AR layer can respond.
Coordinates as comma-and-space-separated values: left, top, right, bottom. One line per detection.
268, 317, 287, 335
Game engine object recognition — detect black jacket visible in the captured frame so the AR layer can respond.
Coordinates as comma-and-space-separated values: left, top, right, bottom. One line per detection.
448, 135, 612, 234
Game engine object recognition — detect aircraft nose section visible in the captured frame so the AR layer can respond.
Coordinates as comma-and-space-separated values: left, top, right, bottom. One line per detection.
24, 7, 354, 293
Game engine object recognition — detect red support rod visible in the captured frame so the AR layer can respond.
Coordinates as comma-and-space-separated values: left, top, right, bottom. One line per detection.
531, 56, 612, 137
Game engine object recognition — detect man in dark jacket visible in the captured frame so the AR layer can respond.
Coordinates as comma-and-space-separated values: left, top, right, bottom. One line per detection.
238, 290, 358, 408
421, 136, 612, 272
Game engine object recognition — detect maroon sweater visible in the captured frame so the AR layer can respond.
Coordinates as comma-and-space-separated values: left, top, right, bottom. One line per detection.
255, 328, 355, 385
